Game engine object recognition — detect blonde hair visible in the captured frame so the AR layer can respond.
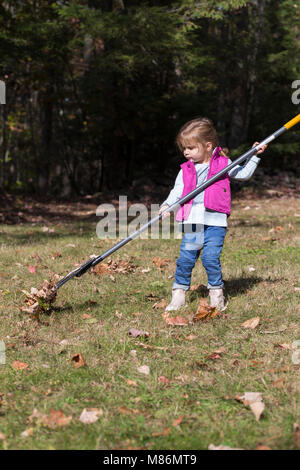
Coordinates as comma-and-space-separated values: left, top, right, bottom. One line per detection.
176, 117, 220, 152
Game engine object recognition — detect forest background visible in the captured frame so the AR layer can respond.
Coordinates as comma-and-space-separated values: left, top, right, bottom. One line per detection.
0, 0, 299, 197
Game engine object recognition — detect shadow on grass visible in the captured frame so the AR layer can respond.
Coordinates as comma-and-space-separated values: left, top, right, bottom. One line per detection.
189, 275, 282, 302
225, 275, 283, 297
51, 299, 100, 314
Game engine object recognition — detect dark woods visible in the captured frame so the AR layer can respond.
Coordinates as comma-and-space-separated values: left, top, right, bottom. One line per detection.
0, 0, 299, 196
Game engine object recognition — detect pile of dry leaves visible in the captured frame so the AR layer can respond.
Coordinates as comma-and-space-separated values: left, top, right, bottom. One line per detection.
91, 259, 136, 275
20, 279, 57, 320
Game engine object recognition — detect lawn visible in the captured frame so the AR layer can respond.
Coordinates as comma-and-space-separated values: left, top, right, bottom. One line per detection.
0, 192, 299, 450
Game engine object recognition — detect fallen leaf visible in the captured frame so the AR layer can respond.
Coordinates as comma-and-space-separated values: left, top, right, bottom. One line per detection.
194, 361, 209, 370
236, 392, 265, 421
145, 292, 159, 301
250, 402, 265, 422
29, 408, 72, 428
118, 406, 140, 415
79, 408, 103, 424
206, 348, 226, 360
250, 359, 263, 368
137, 365, 150, 375
162, 312, 189, 326
236, 392, 262, 405
82, 313, 93, 319
152, 299, 167, 310
152, 257, 169, 270
141, 268, 151, 273
21, 428, 34, 438
193, 298, 220, 321
241, 317, 260, 329
158, 376, 170, 385
272, 378, 285, 389
115, 310, 122, 318
128, 328, 150, 338
126, 379, 137, 387
207, 353, 220, 361
152, 427, 171, 437
118, 406, 129, 414
92, 263, 111, 275
172, 415, 184, 426
13, 360, 29, 370
71, 353, 85, 368
208, 444, 244, 450
186, 334, 197, 341
274, 343, 292, 350
44, 409, 72, 428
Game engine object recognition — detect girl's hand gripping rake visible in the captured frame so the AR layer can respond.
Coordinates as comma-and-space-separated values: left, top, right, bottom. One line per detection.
54, 114, 300, 292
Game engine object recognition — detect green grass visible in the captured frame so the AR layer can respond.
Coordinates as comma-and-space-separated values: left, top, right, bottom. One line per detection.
0, 196, 299, 450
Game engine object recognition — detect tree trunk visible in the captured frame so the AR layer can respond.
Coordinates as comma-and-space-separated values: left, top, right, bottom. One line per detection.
242, 0, 266, 142
1, 105, 7, 188
216, 22, 229, 144
38, 81, 53, 193
228, 1, 266, 148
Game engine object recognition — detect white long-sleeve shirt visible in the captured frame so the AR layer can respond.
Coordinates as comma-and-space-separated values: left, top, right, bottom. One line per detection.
162, 154, 261, 227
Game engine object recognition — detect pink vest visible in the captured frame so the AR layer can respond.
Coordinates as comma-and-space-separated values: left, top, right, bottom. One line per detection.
175, 147, 231, 222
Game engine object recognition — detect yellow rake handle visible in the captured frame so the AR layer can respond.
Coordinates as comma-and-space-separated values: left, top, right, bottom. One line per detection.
284, 114, 300, 130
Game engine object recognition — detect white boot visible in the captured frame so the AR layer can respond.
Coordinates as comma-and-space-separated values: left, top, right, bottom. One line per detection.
209, 288, 226, 311
166, 289, 186, 311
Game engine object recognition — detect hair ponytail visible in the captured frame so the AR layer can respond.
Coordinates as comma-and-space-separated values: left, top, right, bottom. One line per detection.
220, 147, 229, 157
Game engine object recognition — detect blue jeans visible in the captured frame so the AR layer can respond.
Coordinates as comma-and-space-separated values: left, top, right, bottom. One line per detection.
173, 225, 226, 291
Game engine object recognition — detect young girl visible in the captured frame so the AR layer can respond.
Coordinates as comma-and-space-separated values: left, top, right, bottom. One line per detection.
159, 117, 267, 311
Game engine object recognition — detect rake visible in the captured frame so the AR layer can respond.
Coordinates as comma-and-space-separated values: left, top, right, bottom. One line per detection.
54, 114, 300, 292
